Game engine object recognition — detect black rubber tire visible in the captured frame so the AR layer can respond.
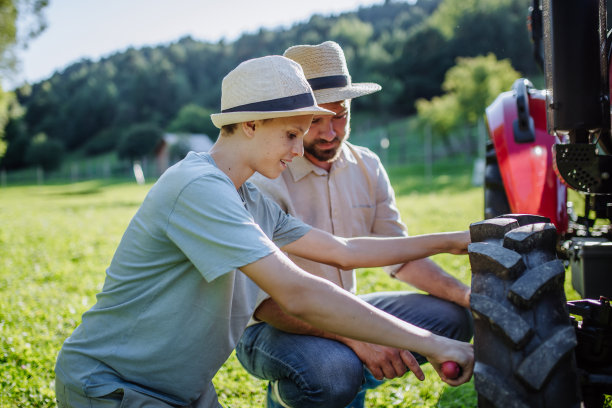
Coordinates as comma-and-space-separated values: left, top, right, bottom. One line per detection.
469, 214, 582, 407
484, 141, 511, 219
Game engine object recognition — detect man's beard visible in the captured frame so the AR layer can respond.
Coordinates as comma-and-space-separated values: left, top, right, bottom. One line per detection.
304, 138, 342, 162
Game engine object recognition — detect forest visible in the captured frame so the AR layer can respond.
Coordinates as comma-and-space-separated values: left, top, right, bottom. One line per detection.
0, 0, 536, 172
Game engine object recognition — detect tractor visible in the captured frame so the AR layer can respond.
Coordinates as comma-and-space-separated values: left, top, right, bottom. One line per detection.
468, 0, 612, 406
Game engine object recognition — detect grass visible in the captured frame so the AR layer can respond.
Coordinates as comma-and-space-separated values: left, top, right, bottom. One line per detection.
0, 157, 575, 407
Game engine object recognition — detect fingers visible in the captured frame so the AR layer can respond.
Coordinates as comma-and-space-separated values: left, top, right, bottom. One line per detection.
366, 349, 416, 381
434, 355, 475, 386
439, 363, 472, 386
388, 350, 408, 378
371, 355, 407, 380
369, 365, 384, 381
400, 350, 424, 381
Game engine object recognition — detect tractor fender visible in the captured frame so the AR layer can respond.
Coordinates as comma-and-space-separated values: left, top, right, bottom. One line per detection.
485, 79, 568, 233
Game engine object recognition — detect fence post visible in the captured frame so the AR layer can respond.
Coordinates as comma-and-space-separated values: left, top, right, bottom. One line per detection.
71, 163, 79, 183
1, 169, 6, 187
379, 130, 389, 166
133, 160, 145, 185
103, 160, 111, 179
471, 118, 487, 186
425, 123, 433, 183
36, 166, 44, 185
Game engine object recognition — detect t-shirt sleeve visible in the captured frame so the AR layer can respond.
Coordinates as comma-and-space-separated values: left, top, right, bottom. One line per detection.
244, 181, 312, 249
166, 173, 278, 282
268, 199, 312, 248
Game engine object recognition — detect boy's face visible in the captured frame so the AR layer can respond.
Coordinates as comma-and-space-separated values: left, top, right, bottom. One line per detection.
253, 115, 312, 179
303, 101, 349, 165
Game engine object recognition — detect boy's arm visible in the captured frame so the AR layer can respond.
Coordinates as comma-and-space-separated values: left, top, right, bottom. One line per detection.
281, 228, 470, 271
254, 297, 421, 381
240, 248, 474, 386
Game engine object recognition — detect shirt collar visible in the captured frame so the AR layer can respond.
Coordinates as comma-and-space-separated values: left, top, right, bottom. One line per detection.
287, 142, 357, 182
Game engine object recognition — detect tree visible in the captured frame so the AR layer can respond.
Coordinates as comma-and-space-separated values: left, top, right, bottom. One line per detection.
25, 132, 64, 171
117, 123, 163, 161
416, 53, 520, 148
1, 0, 48, 74
0, 0, 49, 160
167, 104, 217, 137
329, 16, 374, 49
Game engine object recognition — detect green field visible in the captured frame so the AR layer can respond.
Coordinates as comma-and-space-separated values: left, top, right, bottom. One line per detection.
0, 158, 573, 407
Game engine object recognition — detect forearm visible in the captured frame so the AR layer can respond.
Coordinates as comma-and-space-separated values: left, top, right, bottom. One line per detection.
339, 232, 469, 270
284, 229, 469, 271
255, 297, 339, 340
242, 251, 471, 368
288, 275, 460, 358
395, 258, 471, 308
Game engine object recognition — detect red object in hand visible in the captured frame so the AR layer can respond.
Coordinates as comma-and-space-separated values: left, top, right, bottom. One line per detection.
441, 361, 461, 379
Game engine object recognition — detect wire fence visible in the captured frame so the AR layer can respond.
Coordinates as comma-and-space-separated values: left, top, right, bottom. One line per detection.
0, 122, 488, 187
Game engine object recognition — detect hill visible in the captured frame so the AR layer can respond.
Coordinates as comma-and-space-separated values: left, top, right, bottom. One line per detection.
1, 0, 535, 171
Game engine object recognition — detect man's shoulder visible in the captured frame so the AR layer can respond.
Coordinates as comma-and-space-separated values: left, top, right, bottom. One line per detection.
247, 172, 291, 208
343, 142, 384, 167
249, 172, 285, 191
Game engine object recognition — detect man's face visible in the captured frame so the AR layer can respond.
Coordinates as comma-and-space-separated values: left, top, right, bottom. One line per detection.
303, 101, 349, 165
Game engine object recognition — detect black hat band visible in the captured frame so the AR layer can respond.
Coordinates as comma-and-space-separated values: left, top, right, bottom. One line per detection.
222, 92, 315, 113
308, 75, 349, 91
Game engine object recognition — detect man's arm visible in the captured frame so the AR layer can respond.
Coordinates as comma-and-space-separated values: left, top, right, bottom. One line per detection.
240, 248, 474, 386
394, 258, 471, 309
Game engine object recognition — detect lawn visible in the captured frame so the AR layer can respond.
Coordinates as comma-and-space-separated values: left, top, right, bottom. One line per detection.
0, 158, 506, 407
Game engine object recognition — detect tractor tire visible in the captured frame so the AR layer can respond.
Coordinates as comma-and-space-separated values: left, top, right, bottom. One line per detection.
484, 141, 510, 219
468, 214, 582, 407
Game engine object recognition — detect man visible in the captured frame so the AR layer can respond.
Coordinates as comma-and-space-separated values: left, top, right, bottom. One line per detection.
236, 42, 473, 408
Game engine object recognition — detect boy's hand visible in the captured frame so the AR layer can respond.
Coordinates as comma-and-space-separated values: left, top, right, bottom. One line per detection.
428, 340, 474, 386
446, 231, 471, 255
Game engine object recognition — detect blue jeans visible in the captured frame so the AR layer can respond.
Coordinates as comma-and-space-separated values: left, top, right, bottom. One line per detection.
235, 292, 473, 408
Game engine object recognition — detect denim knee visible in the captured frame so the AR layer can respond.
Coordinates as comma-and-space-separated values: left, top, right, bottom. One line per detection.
279, 353, 363, 408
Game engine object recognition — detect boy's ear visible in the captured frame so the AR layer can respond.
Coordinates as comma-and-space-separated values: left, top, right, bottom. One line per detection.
241, 121, 257, 138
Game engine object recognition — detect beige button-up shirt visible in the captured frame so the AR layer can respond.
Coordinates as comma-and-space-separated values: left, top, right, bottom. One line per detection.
250, 141, 408, 295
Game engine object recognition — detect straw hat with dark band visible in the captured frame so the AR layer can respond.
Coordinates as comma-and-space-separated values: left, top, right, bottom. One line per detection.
283, 41, 382, 104
210, 55, 334, 128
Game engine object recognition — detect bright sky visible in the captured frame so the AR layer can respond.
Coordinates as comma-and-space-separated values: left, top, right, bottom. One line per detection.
8, 0, 386, 88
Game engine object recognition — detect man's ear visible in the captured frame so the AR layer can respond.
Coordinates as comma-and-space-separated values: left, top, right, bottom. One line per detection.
241, 121, 257, 138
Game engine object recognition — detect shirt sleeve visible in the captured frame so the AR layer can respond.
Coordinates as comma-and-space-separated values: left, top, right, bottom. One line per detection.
166, 173, 278, 282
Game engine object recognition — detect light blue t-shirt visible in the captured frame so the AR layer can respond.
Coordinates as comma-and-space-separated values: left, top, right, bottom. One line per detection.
55, 152, 311, 406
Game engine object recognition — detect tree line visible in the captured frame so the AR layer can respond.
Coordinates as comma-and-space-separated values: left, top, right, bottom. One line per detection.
1, 0, 536, 172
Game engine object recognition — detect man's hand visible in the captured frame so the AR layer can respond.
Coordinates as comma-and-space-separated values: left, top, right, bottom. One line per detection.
343, 338, 424, 381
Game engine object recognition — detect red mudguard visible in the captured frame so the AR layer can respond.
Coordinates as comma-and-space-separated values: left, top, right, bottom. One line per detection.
485, 83, 568, 233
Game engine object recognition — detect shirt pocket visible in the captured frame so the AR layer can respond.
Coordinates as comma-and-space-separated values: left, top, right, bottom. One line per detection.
348, 203, 376, 233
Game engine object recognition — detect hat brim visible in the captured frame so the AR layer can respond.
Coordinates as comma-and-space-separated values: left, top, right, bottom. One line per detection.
211, 106, 334, 128
314, 83, 381, 104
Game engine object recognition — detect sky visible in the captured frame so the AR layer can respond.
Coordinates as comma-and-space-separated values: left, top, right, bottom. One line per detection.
7, 0, 386, 88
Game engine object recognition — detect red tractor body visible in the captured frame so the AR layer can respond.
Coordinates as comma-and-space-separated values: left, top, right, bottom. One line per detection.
486, 86, 568, 233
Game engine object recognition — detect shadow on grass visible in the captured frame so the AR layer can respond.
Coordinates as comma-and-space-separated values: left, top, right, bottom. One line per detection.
46, 179, 144, 196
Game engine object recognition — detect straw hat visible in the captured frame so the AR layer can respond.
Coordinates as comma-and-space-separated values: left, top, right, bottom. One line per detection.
210, 55, 334, 128
283, 41, 381, 104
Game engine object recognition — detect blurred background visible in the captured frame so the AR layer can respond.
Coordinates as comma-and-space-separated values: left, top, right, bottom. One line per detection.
0, 1, 545, 406
0, 0, 535, 184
